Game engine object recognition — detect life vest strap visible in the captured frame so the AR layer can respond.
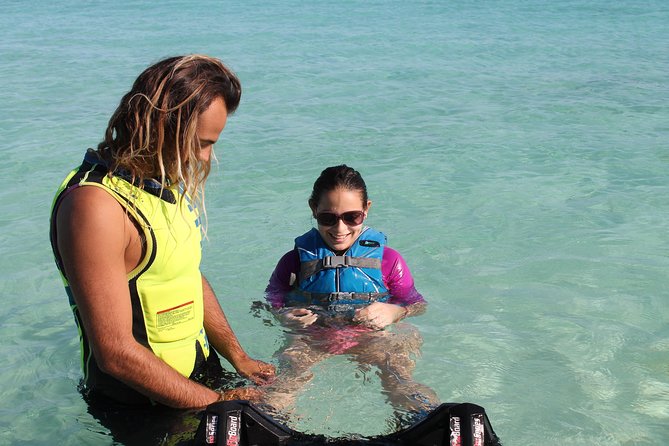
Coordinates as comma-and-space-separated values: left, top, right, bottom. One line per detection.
296, 290, 389, 305
300, 255, 382, 283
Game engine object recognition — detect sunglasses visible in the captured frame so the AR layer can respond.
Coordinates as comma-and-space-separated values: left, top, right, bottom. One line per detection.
315, 211, 365, 226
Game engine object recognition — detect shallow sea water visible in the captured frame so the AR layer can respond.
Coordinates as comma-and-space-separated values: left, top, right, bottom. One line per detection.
1, 1, 668, 444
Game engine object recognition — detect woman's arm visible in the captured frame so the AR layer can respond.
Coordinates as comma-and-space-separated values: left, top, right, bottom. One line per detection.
265, 250, 300, 308
265, 250, 319, 327
353, 247, 427, 329
382, 247, 426, 306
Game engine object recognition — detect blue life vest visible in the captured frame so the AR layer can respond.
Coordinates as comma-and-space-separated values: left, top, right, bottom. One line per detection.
291, 227, 389, 311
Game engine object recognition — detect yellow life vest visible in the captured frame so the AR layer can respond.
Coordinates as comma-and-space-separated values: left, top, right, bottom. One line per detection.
50, 156, 209, 400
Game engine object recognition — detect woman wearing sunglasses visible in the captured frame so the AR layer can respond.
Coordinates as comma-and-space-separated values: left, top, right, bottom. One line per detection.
264, 164, 439, 421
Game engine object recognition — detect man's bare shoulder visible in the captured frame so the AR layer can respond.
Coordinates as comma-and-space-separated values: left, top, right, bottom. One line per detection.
56, 185, 128, 253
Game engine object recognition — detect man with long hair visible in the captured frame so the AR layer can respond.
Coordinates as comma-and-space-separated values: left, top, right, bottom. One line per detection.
50, 55, 275, 409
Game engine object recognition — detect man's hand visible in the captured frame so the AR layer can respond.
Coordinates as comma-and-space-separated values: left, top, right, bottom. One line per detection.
220, 386, 264, 402
201, 276, 276, 386
233, 356, 276, 386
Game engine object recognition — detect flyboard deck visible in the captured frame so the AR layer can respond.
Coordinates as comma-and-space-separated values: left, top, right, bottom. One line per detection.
194, 400, 501, 446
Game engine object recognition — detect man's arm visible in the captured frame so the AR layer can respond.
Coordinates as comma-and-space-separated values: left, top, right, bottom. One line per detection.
56, 186, 221, 408
202, 276, 276, 385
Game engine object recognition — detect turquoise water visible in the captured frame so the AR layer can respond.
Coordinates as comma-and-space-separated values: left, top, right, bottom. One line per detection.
2, 0, 668, 444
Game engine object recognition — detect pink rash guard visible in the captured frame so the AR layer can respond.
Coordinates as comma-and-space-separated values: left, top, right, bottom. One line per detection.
265, 246, 425, 309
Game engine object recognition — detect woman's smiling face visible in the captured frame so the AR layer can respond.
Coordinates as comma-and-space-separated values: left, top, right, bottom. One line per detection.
311, 187, 371, 253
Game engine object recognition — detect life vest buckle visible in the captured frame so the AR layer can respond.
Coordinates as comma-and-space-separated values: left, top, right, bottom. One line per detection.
322, 255, 350, 268
327, 293, 341, 302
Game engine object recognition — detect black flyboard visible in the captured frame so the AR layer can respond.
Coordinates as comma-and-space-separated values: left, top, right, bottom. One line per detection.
194, 400, 292, 446
193, 400, 501, 446
389, 402, 500, 446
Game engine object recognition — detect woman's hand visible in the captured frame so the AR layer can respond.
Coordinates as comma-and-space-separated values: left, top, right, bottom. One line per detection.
282, 308, 318, 327
353, 302, 406, 329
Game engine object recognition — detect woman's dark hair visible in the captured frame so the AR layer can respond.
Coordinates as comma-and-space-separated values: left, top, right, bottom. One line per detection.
308, 165, 369, 209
